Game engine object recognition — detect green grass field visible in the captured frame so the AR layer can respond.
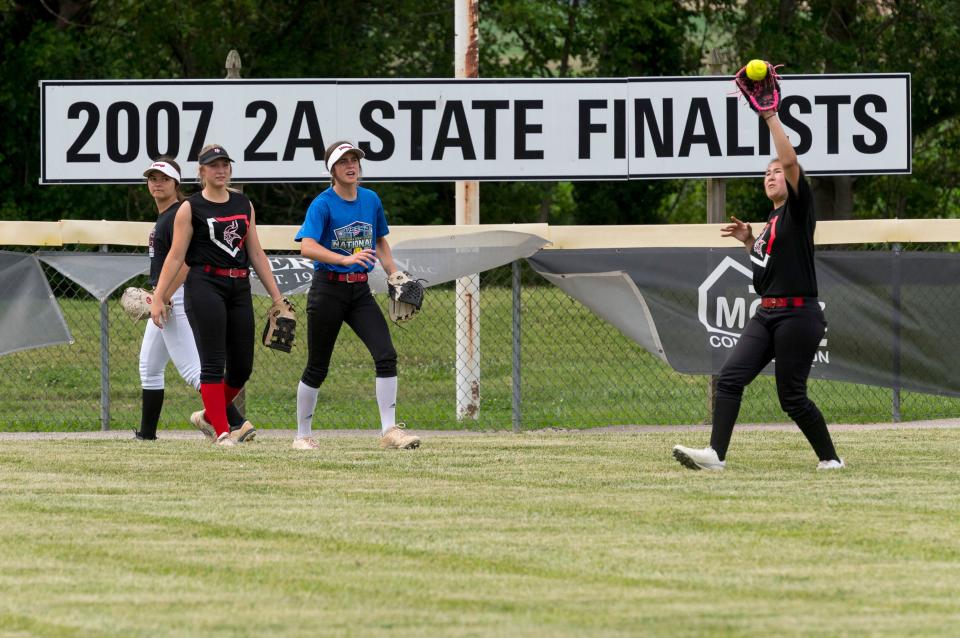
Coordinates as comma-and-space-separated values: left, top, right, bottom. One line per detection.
2, 429, 959, 637
4, 280, 960, 431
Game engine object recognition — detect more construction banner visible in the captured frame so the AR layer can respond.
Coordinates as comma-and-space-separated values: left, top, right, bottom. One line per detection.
529, 248, 960, 397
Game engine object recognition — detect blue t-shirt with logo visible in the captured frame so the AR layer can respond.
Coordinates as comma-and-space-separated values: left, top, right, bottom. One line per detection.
295, 186, 389, 273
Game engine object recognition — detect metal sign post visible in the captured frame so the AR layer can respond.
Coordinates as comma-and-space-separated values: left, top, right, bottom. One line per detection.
454, 0, 481, 420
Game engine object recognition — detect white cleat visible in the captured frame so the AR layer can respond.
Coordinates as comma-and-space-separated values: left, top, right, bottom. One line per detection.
190, 410, 216, 440
292, 437, 319, 450
379, 424, 421, 450
817, 458, 845, 470
672, 445, 725, 471
230, 421, 257, 443
214, 431, 236, 447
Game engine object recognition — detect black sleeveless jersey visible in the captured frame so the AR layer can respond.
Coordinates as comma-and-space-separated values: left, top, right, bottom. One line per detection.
148, 202, 180, 287
748, 169, 817, 297
184, 191, 251, 269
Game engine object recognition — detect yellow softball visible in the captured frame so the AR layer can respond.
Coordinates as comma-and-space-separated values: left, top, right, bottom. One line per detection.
746, 59, 768, 81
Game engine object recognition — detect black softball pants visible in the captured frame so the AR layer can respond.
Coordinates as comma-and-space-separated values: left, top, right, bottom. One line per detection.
183, 269, 255, 387
301, 279, 397, 388
710, 303, 839, 462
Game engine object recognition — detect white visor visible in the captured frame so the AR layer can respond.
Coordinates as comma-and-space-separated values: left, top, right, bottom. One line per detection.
143, 161, 181, 183
326, 143, 365, 173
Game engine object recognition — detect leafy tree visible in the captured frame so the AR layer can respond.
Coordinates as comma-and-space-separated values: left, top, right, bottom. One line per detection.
480, 0, 709, 224
0, 0, 457, 225
716, 0, 960, 220
6, 1, 952, 229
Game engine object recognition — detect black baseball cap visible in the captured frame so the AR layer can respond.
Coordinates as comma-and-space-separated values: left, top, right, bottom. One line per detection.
198, 146, 234, 165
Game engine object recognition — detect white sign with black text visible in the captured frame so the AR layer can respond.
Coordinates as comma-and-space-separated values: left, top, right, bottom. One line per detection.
40, 76, 910, 184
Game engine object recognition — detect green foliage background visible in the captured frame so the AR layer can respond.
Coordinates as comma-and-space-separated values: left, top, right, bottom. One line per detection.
2, 0, 958, 226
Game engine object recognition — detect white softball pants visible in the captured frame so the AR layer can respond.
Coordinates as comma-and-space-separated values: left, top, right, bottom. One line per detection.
138, 287, 202, 390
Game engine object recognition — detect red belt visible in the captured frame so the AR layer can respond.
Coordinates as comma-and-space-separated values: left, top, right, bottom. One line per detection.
760, 296, 807, 309
326, 271, 368, 283
202, 265, 249, 278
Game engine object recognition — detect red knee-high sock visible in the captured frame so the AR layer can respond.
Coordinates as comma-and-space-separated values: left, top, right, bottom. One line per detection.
224, 383, 243, 407
200, 382, 230, 436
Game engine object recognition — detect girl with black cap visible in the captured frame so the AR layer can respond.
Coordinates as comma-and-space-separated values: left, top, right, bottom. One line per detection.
151, 144, 283, 446
135, 156, 255, 442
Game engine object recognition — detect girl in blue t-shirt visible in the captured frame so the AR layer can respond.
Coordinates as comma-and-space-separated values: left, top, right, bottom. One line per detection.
292, 141, 420, 451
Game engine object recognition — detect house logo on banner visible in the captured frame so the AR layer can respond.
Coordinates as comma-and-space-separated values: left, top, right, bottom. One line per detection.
697, 256, 830, 364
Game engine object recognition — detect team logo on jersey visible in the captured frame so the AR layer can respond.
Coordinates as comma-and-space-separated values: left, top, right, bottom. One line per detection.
750, 216, 778, 268
207, 214, 248, 257
332, 221, 373, 254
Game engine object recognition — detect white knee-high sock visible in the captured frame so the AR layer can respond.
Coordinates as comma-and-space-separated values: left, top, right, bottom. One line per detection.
376, 376, 398, 433
297, 381, 319, 438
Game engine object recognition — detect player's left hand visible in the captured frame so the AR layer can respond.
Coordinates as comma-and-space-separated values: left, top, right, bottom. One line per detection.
120, 287, 153, 321
342, 248, 377, 268
387, 271, 426, 323
734, 60, 782, 114
262, 297, 297, 352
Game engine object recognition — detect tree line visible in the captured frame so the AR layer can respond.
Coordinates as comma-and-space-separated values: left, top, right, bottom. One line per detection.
1, 0, 957, 226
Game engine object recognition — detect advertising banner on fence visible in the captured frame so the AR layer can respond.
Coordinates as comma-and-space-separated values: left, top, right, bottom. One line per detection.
30, 230, 547, 299
40, 75, 910, 184
528, 248, 960, 397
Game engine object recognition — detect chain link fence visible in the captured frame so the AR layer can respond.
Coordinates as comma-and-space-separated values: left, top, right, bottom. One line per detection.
2, 244, 960, 432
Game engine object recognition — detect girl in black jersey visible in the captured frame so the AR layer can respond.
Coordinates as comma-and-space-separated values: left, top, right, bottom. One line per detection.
151, 144, 284, 447
134, 157, 254, 442
673, 108, 844, 471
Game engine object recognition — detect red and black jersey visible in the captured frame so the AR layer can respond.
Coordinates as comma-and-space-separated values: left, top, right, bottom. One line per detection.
748, 169, 817, 297
184, 191, 251, 269
148, 202, 180, 287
